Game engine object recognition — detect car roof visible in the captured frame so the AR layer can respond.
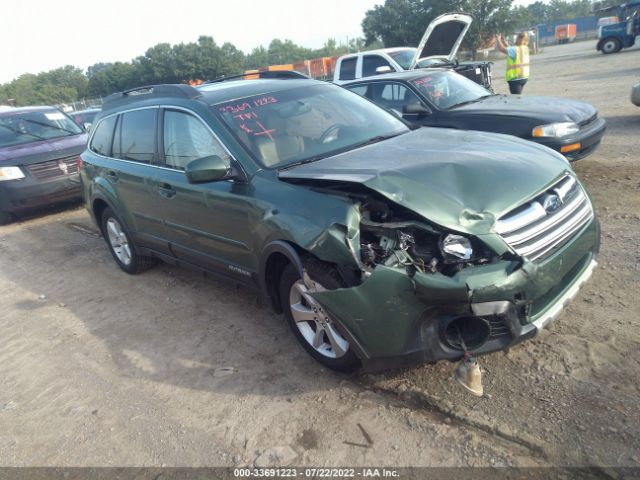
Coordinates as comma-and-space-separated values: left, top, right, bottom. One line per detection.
197, 78, 329, 104
340, 47, 416, 58
341, 68, 449, 85
100, 79, 331, 114
0, 106, 59, 117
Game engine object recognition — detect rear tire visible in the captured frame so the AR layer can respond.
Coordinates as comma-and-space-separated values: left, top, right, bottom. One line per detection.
100, 207, 157, 274
0, 211, 16, 226
279, 261, 360, 372
601, 37, 621, 54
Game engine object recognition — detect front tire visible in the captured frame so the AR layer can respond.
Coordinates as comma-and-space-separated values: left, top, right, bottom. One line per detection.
601, 37, 621, 54
279, 261, 360, 372
100, 207, 156, 274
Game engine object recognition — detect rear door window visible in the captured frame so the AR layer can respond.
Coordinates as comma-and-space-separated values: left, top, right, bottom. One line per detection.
370, 82, 422, 111
112, 109, 157, 164
162, 110, 229, 170
362, 55, 393, 77
89, 116, 117, 157
338, 57, 357, 80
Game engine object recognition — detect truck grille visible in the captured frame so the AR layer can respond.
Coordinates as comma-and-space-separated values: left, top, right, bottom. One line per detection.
495, 175, 594, 262
27, 156, 79, 180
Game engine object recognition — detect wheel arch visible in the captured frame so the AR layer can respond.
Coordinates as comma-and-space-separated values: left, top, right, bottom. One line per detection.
259, 240, 305, 313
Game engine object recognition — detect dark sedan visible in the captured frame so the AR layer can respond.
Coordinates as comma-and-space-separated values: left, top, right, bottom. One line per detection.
0, 107, 87, 224
343, 70, 606, 161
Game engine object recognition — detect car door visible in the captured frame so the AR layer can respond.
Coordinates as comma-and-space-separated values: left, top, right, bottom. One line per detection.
92, 108, 168, 253
154, 107, 255, 280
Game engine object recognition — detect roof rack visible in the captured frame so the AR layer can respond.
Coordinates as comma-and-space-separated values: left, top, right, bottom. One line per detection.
103, 84, 202, 109
202, 70, 309, 85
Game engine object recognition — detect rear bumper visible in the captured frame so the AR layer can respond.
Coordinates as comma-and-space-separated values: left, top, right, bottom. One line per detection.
533, 118, 607, 161
312, 217, 600, 371
0, 174, 81, 213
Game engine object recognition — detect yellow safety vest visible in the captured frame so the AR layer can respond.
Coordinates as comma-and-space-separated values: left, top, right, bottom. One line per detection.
506, 46, 530, 81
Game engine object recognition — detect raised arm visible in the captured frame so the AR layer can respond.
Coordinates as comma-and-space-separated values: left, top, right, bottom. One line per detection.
497, 35, 508, 54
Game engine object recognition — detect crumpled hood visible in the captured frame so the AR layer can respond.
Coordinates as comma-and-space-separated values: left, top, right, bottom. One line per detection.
0, 134, 87, 166
279, 128, 571, 235
452, 95, 597, 124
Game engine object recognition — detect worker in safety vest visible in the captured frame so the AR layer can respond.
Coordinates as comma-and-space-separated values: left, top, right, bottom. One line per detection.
497, 33, 530, 94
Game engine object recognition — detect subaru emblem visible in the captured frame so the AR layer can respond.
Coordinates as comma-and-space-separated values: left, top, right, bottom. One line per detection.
543, 194, 561, 214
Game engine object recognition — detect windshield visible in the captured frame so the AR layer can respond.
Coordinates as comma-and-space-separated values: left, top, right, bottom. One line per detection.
411, 71, 492, 109
214, 84, 409, 169
0, 110, 83, 148
388, 49, 417, 70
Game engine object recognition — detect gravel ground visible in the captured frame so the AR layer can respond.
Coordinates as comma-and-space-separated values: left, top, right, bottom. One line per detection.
0, 40, 638, 469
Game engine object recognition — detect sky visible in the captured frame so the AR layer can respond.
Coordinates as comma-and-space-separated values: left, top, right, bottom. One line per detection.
1, 0, 542, 84
0, 0, 381, 83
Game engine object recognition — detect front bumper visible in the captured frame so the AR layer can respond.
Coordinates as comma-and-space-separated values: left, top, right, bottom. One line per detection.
533, 117, 607, 161
0, 174, 81, 214
312, 217, 600, 371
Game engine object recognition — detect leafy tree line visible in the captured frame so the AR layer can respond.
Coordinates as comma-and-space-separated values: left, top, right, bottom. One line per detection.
362, 0, 595, 57
0, 0, 595, 106
0, 35, 362, 106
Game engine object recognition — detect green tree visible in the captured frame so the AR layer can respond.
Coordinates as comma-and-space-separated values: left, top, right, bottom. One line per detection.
464, 0, 513, 58
362, 0, 456, 47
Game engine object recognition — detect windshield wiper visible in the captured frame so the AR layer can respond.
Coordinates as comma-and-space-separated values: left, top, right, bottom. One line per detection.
279, 132, 404, 171
448, 94, 495, 109
22, 119, 79, 136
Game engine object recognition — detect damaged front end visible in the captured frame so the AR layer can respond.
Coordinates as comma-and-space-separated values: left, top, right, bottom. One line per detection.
286, 178, 599, 371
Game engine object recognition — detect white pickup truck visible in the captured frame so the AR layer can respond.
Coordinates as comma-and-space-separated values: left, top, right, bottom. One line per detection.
333, 12, 493, 91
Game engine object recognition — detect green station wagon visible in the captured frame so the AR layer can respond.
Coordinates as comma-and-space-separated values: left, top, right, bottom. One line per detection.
80, 79, 599, 371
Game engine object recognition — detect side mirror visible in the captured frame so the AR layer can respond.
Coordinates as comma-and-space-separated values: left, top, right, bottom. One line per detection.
402, 103, 431, 118
375, 65, 393, 75
185, 155, 230, 183
83, 122, 92, 132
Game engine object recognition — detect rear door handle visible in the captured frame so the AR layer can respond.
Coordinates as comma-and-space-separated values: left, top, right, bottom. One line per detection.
158, 183, 176, 198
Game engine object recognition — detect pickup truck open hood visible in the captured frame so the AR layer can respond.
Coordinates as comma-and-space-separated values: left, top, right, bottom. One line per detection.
409, 12, 473, 69
278, 128, 570, 235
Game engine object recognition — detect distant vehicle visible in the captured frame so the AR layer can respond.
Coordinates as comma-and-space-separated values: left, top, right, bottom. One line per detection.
632, 82, 640, 106
556, 24, 577, 44
595, 1, 640, 53
343, 69, 606, 161
69, 107, 101, 131
0, 107, 87, 224
333, 12, 493, 91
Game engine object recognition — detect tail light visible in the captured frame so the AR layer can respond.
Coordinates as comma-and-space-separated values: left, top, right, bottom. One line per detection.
77, 155, 84, 170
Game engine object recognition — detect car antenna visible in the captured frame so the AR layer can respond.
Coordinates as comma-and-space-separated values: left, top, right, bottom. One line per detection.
453, 324, 484, 397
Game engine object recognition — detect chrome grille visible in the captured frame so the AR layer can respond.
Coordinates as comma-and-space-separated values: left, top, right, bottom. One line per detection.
27, 156, 79, 180
495, 175, 594, 262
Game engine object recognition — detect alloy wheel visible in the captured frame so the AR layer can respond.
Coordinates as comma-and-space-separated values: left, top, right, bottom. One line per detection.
106, 217, 132, 266
288, 272, 349, 359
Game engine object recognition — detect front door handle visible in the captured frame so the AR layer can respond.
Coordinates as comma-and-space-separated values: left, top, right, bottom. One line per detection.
158, 183, 176, 198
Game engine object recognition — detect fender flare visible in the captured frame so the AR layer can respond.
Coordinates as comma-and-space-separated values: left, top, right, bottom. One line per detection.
258, 240, 305, 312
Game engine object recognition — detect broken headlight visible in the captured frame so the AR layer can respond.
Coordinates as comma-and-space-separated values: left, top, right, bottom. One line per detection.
440, 234, 473, 261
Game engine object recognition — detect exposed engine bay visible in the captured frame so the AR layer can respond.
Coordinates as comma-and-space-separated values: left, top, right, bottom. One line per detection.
283, 179, 501, 280
357, 193, 498, 278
